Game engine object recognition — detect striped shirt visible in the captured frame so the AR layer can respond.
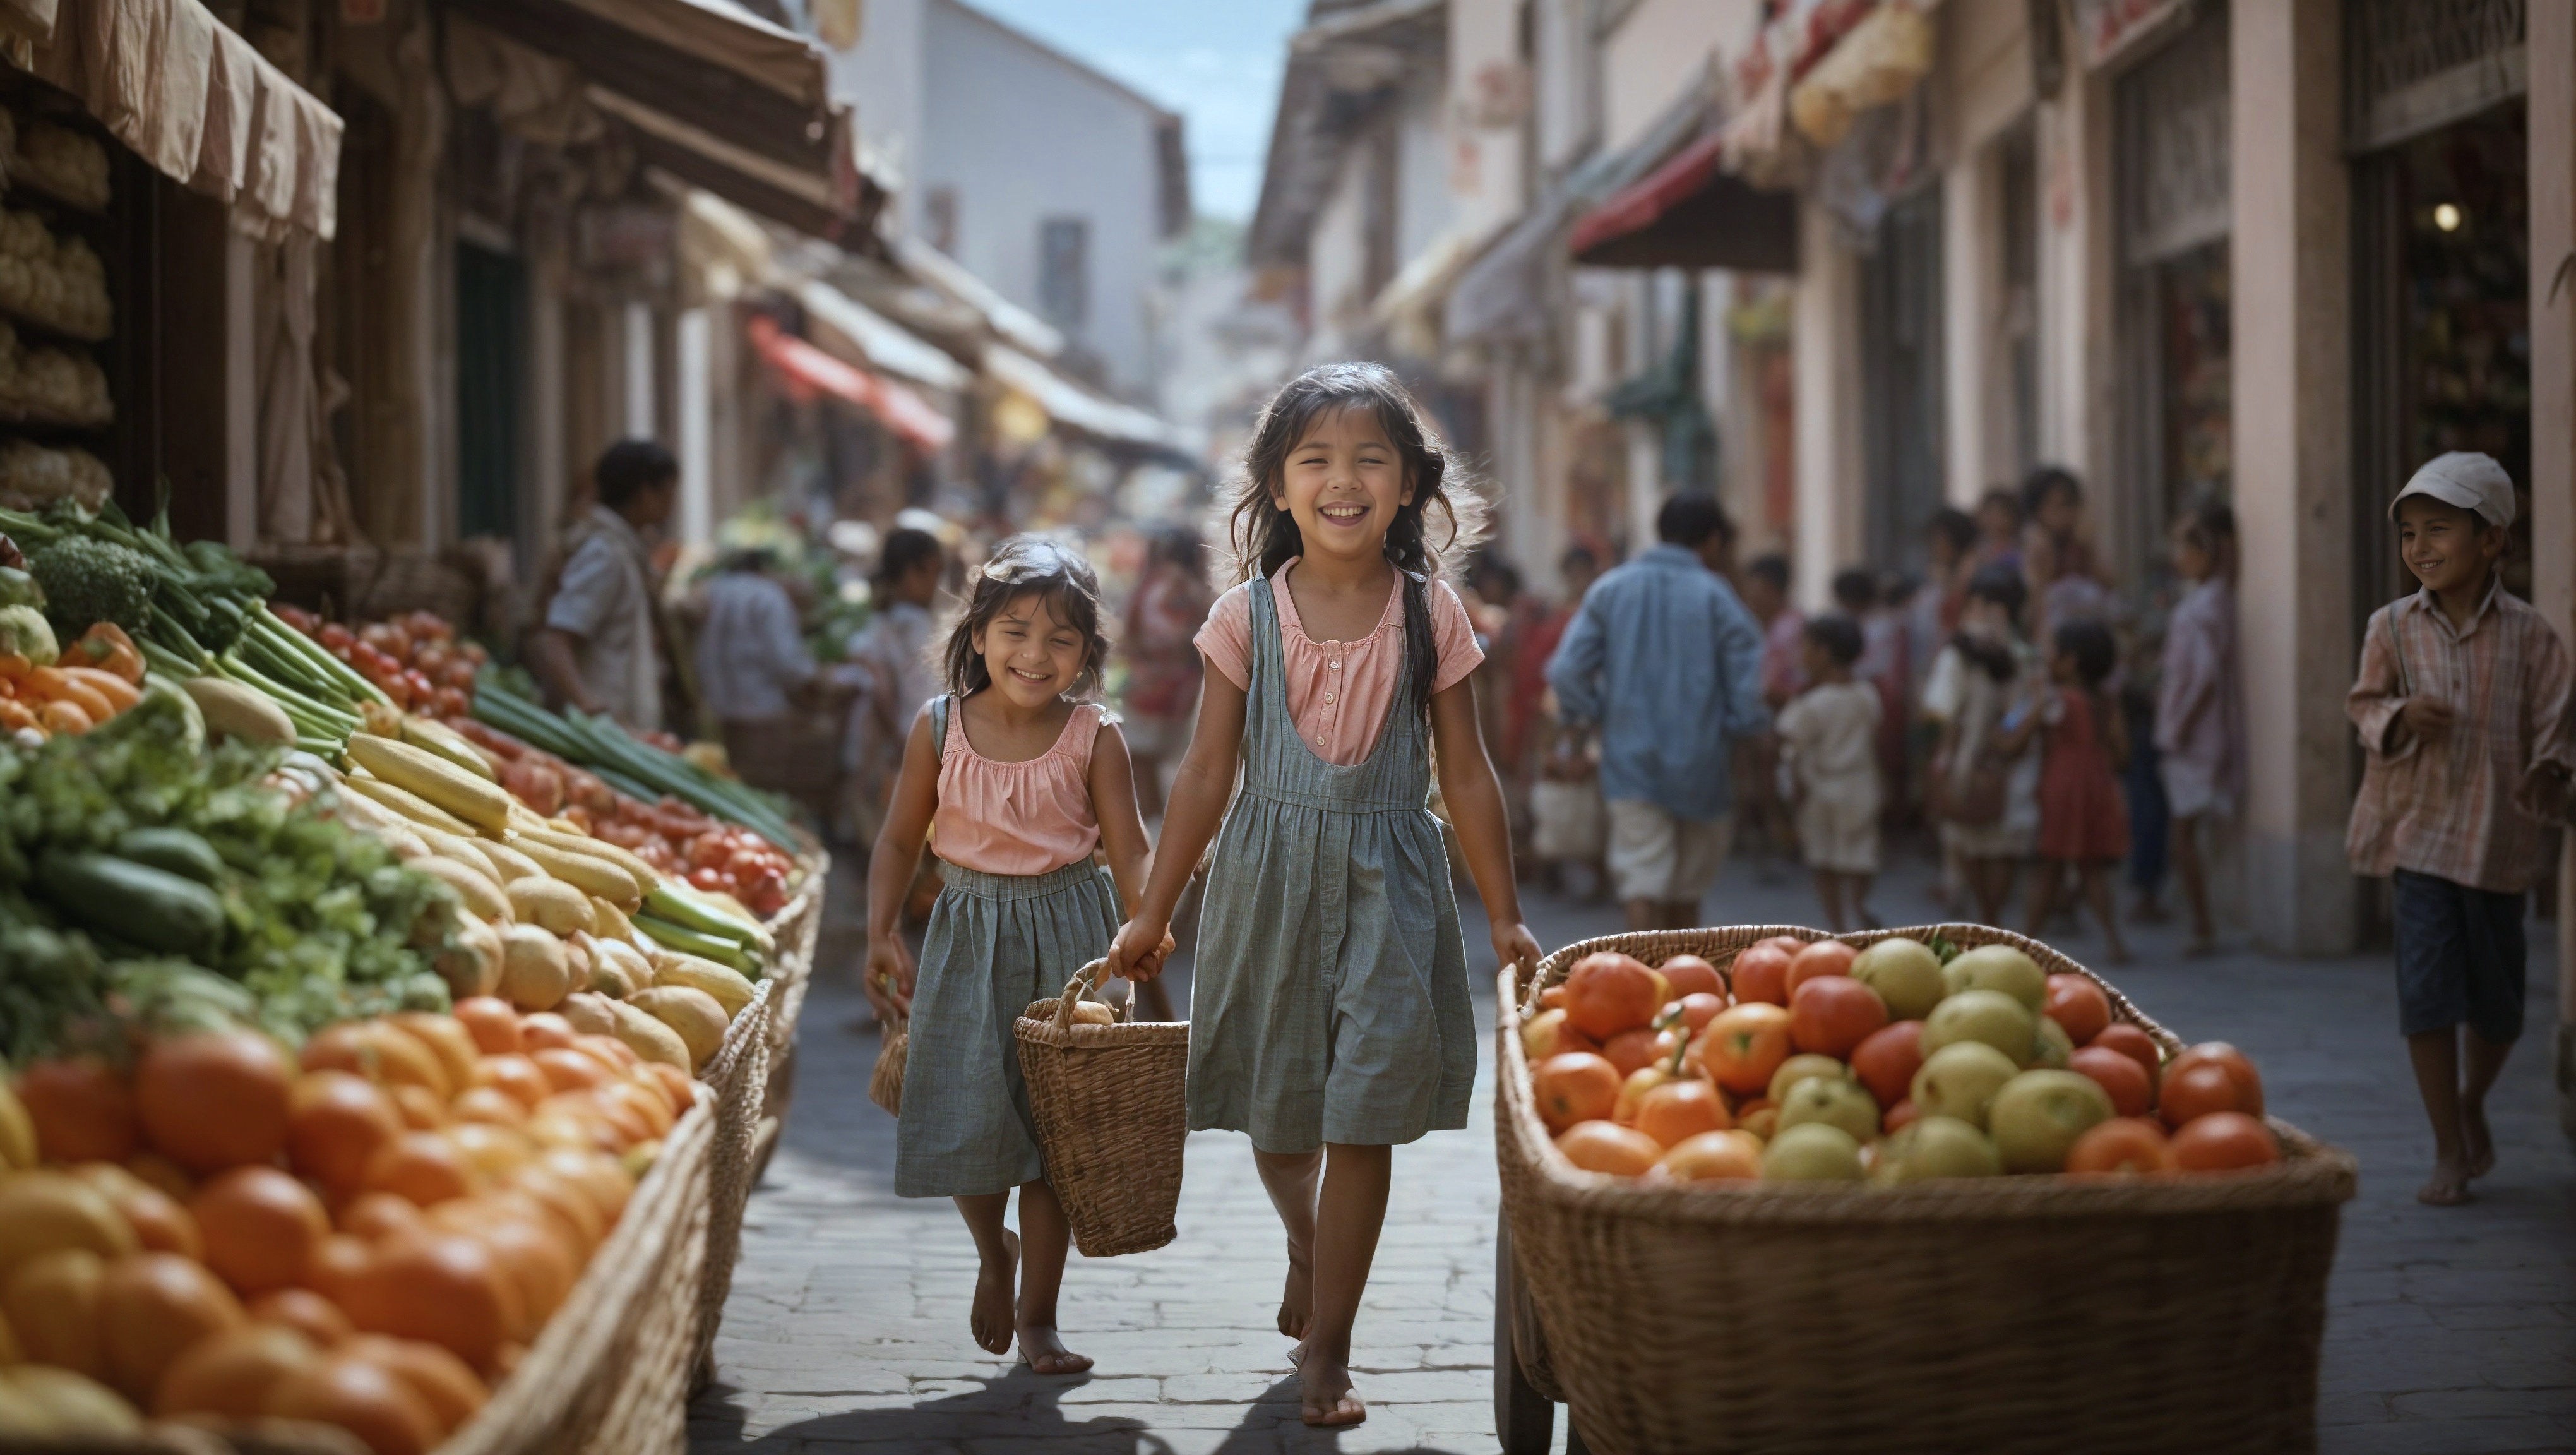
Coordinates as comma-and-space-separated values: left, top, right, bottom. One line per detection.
2345, 578, 2575, 893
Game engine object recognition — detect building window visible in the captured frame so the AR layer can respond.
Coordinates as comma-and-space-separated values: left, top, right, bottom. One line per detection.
924, 187, 958, 254
1038, 217, 1089, 332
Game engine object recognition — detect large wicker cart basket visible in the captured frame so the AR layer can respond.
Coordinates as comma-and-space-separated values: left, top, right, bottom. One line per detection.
1494, 923, 2358, 1455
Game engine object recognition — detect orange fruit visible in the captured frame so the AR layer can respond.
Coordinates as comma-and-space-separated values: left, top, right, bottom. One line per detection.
472, 1054, 552, 1111
445, 1122, 539, 1182
247, 1286, 356, 1348
343, 1334, 491, 1437
427, 1197, 578, 1336
450, 997, 523, 1057
603, 1078, 676, 1139
1633, 1079, 1731, 1148
16, 1056, 139, 1163
1729, 942, 1794, 1004
70, 1163, 201, 1259
2169, 1111, 2279, 1172
2065, 1117, 2174, 1176
340, 1192, 429, 1245
505, 1168, 605, 1254
390, 1084, 450, 1132
1787, 975, 1888, 1058
1783, 939, 1856, 995
1659, 1129, 1763, 1182
1559, 952, 1662, 1039
1597, 1027, 1662, 1078
388, 1014, 480, 1095
1655, 954, 1725, 1000
536, 1147, 633, 1223
641, 1063, 696, 1116
340, 1232, 523, 1372
532, 1048, 611, 1095
194, 1166, 331, 1296
1531, 1052, 1621, 1132
1671, 991, 1726, 1034
362, 1132, 483, 1207
517, 1013, 578, 1053
576, 1034, 640, 1074
4, 1247, 108, 1377
134, 1031, 294, 1175
2043, 974, 2113, 1045
123, 1151, 195, 1203
155, 1320, 319, 1418
289, 1071, 405, 1201
99, 1250, 246, 1401
366, 1024, 455, 1102
1554, 1120, 1662, 1176
450, 1087, 531, 1128
298, 1234, 374, 1307
1693, 1003, 1792, 1095
264, 1350, 443, 1455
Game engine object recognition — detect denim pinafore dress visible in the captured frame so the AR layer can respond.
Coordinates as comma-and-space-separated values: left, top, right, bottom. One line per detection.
1186, 576, 1476, 1153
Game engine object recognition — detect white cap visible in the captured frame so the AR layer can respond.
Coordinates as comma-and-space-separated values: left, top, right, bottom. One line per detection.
2390, 451, 2515, 529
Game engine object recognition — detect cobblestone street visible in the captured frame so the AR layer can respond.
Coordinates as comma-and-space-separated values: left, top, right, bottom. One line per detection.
690, 854, 2576, 1454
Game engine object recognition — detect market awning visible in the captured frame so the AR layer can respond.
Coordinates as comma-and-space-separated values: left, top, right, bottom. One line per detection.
749, 314, 955, 453
982, 345, 1198, 457
892, 235, 1066, 361
1568, 131, 1798, 272
797, 278, 973, 393
1, 0, 343, 240
590, 87, 854, 240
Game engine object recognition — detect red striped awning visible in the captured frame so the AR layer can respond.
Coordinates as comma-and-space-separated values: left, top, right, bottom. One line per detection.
748, 314, 954, 453
1566, 129, 1798, 273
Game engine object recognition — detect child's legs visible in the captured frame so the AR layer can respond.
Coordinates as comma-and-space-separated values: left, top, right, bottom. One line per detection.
1305, 1142, 1392, 1358
2022, 857, 2064, 935
952, 1192, 1017, 1354
1253, 1147, 1323, 1334
1810, 867, 1846, 929
2169, 812, 2212, 938
1013, 1180, 1073, 1329
2390, 868, 2527, 1195
1967, 855, 2015, 926
2077, 861, 2127, 956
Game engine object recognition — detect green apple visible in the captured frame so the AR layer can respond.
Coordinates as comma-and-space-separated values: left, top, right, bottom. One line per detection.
1921, 988, 2036, 1062
1767, 1053, 1851, 1106
1988, 1069, 2116, 1173
1776, 1075, 1879, 1143
1909, 1041, 2020, 1129
2029, 1014, 2074, 1069
1945, 945, 2046, 1011
1762, 1121, 1864, 1181
1851, 938, 1945, 1020
1877, 1115, 2003, 1183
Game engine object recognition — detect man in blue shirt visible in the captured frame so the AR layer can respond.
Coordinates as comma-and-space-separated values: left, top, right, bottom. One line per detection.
1546, 494, 1770, 930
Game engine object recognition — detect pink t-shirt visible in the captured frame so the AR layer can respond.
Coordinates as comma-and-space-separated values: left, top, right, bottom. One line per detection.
931, 698, 1107, 876
1195, 559, 1484, 765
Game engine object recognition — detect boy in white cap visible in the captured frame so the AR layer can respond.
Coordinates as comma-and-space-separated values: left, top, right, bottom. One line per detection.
2346, 451, 2575, 1205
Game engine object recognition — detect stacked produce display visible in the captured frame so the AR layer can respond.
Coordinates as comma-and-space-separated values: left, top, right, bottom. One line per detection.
0, 505, 820, 1451
1526, 935, 2278, 1185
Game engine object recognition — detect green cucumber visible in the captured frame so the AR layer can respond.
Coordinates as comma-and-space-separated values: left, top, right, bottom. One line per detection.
37, 852, 225, 959
111, 828, 226, 888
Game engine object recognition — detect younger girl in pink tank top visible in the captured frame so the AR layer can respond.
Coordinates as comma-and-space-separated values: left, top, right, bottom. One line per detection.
864, 536, 1163, 1378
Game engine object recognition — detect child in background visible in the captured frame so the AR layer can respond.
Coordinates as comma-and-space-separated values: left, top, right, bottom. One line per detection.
1971, 486, 2024, 578
1837, 567, 1911, 830
1922, 565, 2041, 925
865, 537, 1164, 1374
1106, 362, 1540, 1425
1736, 552, 1804, 859
2346, 453, 2572, 1206
2020, 466, 2114, 645
1777, 614, 1882, 929
2007, 620, 2131, 961
2158, 500, 2244, 955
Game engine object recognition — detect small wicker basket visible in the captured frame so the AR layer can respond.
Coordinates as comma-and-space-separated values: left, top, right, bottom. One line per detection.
1500, 923, 2358, 1455
1013, 959, 1190, 1257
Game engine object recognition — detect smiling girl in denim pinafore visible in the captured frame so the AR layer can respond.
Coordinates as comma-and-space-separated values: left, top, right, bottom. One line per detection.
1106, 362, 1541, 1428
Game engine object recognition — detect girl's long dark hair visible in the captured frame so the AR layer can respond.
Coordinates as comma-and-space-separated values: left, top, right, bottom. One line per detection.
1225, 362, 1488, 712
941, 535, 1111, 700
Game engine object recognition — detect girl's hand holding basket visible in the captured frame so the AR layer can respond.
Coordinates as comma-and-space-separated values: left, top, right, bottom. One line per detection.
1104, 917, 1176, 983
865, 933, 914, 1017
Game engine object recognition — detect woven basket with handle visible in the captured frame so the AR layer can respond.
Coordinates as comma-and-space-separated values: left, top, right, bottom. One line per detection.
1013, 958, 1190, 1257
1500, 923, 2358, 1455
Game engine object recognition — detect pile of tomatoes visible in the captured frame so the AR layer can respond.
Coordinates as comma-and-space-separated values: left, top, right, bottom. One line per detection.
273, 607, 482, 720
1524, 935, 2280, 1187
0, 1000, 688, 1452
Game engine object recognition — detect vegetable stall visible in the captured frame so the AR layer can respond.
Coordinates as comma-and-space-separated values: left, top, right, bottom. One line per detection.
0, 501, 827, 1454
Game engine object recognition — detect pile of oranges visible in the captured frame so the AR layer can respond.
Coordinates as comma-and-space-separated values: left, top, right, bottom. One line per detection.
1524, 935, 2280, 1187
0, 997, 689, 1451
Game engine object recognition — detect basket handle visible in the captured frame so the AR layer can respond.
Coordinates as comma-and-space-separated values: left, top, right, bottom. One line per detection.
1051, 958, 1118, 1031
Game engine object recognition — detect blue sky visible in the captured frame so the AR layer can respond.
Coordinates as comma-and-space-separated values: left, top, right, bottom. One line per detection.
960, 0, 1309, 222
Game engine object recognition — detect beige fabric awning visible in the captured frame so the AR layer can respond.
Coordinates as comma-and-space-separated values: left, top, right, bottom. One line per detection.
2, 0, 342, 240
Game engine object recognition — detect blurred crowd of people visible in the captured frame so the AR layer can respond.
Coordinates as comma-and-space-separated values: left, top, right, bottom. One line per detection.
1465, 467, 2244, 961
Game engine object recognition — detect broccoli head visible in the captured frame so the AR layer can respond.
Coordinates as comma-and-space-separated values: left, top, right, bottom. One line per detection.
28, 535, 155, 635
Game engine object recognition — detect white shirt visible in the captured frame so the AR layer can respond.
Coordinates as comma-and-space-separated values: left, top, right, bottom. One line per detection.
696, 572, 814, 722
545, 504, 662, 731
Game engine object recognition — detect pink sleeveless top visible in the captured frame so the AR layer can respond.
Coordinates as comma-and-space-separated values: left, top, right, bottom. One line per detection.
931, 697, 1107, 877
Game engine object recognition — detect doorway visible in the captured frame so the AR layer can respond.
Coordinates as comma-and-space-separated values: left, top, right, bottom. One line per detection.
1860, 185, 1945, 572
455, 241, 527, 553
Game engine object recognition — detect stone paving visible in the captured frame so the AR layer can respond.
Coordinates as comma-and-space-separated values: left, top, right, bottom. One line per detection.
690, 851, 2576, 1454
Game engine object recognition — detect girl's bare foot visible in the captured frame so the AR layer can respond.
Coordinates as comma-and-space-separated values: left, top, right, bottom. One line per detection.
1016, 1322, 1092, 1376
1291, 1341, 1365, 1427
2417, 1158, 2472, 1206
971, 1230, 1020, 1355
2462, 1105, 2496, 1178
1277, 1241, 1313, 1339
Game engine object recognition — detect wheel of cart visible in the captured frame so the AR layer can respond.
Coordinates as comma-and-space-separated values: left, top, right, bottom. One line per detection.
1493, 1218, 1588, 1455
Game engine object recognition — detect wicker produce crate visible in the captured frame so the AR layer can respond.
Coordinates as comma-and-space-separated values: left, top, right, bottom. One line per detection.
1497, 924, 2358, 1455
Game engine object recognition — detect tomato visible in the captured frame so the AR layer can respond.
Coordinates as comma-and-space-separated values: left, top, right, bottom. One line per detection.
1655, 955, 1725, 1001
1561, 953, 1662, 1040
1880, 1098, 1919, 1135
1787, 975, 1888, 1059
2068, 1046, 2154, 1118
1728, 943, 1794, 1005
2169, 1111, 2279, 1172
687, 866, 729, 894
2065, 1117, 2176, 1175
2158, 1062, 2254, 1128
1784, 940, 1857, 994
1532, 1053, 1620, 1132
318, 623, 356, 651
1848, 1020, 1924, 1108
1597, 1028, 1662, 1079
1693, 1003, 1792, 1095
2166, 1043, 2263, 1118
688, 833, 732, 871
2043, 974, 2113, 1044
2087, 1022, 2162, 1084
